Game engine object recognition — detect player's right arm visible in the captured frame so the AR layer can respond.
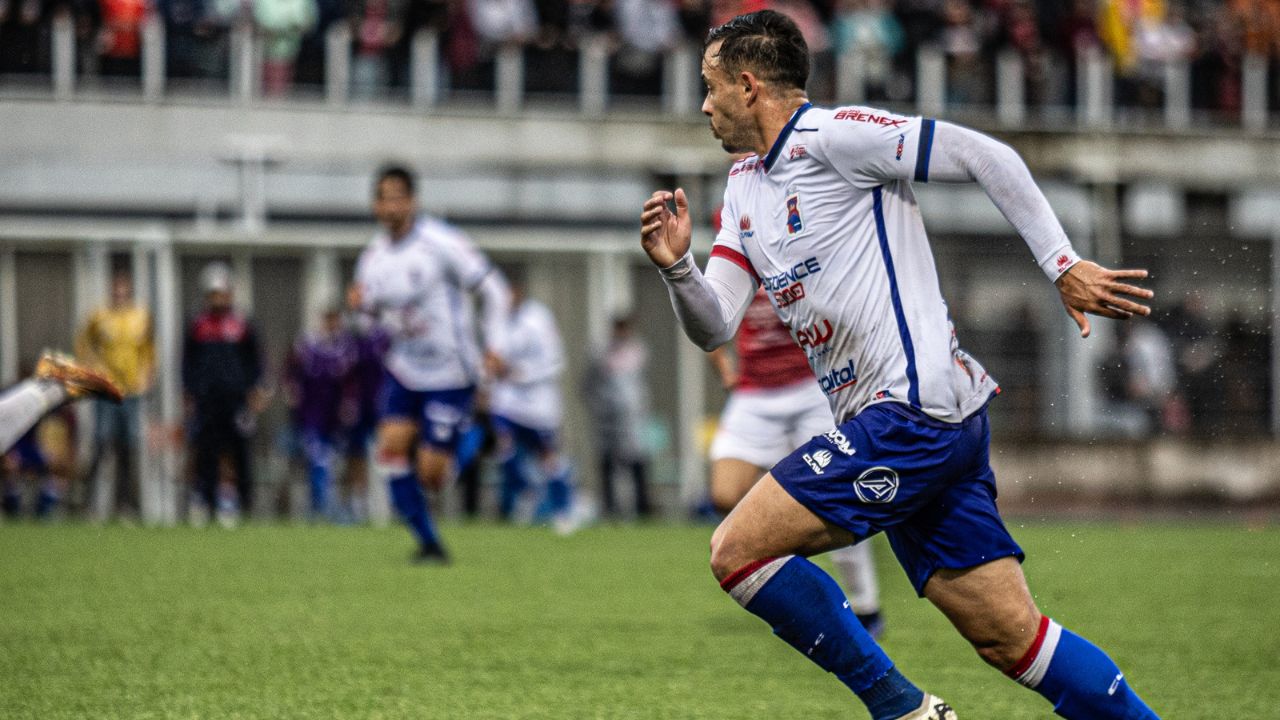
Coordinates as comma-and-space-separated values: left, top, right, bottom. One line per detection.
640, 189, 757, 352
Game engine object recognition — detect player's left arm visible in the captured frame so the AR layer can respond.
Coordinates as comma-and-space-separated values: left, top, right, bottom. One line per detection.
924, 122, 1153, 337
444, 232, 513, 357
817, 111, 1152, 338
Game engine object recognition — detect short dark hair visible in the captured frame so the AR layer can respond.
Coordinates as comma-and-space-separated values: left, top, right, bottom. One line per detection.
376, 164, 416, 196
705, 10, 809, 92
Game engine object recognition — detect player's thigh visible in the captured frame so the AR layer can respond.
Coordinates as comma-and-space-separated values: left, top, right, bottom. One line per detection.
709, 457, 764, 512
709, 391, 797, 469
376, 419, 418, 457
923, 556, 1041, 670
710, 472, 856, 581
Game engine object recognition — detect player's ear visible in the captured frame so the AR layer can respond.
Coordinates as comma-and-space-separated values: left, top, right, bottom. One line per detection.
740, 71, 759, 105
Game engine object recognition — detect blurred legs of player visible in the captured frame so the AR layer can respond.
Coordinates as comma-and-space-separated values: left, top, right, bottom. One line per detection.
300, 430, 337, 520
0, 352, 122, 454
376, 377, 477, 564
492, 416, 577, 530
709, 384, 884, 637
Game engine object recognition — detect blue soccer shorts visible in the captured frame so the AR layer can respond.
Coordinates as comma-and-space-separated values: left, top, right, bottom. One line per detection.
377, 371, 476, 452
771, 401, 1023, 596
491, 415, 559, 457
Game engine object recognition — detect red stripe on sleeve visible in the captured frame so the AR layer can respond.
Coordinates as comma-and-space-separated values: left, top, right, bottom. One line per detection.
719, 556, 778, 592
1005, 615, 1051, 680
710, 245, 760, 283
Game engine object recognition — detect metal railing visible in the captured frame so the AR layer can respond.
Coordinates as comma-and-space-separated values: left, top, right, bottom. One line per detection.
9, 18, 1273, 131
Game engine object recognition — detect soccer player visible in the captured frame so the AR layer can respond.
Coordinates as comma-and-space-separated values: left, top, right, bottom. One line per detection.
350, 165, 511, 563
488, 279, 575, 527
0, 353, 122, 456
283, 307, 360, 520
639, 11, 1159, 720
709, 287, 883, 636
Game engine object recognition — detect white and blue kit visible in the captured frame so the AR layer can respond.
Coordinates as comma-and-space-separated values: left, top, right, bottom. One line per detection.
661, 103, 1082, 595
489, 298, 565, 448
355, 215, 510, 450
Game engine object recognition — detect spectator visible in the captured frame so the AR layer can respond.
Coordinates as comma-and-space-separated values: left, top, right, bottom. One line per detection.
831, 0, 904, 101
612, 0, 682, 95
75, 269, 155, 522
581, 314, 653, 519
338, 313, 387, 522
97, 0, 149, 77
0, 0, 45, 74
183, 262, 265, 524
159, 0, 229, 79
349, 0, 405, 98
255, 0, 318, 96
283, 306, 360, 520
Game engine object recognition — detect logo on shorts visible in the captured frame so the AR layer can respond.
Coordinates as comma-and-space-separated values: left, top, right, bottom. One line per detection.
824, 429, 855, 456
804, 449, 833, 475
853, 466, 899, 503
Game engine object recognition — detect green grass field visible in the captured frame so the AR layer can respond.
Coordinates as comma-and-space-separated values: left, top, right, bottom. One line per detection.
1, 520, 1276, 718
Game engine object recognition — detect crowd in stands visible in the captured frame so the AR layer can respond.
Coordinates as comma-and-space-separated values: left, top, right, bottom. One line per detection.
2, 0, 1278, 112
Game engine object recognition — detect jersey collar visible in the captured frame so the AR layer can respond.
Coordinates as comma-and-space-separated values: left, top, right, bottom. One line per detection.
762, 102, 813, 173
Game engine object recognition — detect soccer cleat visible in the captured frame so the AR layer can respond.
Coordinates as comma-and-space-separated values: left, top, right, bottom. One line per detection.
412, 544, 451, 565
899, 695, 957, 720
33, 352, 123, 403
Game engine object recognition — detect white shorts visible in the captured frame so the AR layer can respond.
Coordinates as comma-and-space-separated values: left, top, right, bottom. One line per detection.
709, 381, 834, 469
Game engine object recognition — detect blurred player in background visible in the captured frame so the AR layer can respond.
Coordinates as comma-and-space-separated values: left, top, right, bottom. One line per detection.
2, 355, 117, 519
284, 306, 360, 521
340, 314, 389, 523
350, 165, 511, 563
183, 262, 266, 525
582, 315, 654, 519
76, 269, 155, 522
640, 11, 1158, 719
488, 278, 578, 530
708, 287, 883, 637
0, 353, 121, 459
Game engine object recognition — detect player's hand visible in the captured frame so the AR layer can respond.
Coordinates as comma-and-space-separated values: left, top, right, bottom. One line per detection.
1055, 260, 1154, 338
640, 189, 693, 268
483, 351, 508, 379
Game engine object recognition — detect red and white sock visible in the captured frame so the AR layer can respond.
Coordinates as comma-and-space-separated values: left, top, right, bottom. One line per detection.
1006, 615, 1063, 689
719, 556, 793, 607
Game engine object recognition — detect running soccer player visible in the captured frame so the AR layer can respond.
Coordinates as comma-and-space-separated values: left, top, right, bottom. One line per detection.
709, 287, 883, 636
488, 280, 576, 528
639, 11, 1159, 720
0, 352, 122, 456
350, 165, 511, 563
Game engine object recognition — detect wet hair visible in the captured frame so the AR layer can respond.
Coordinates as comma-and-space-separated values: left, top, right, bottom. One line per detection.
376, 165, 416, 197
705, 10, 809, 92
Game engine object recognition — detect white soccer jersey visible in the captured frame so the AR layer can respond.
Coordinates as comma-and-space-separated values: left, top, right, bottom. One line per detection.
489, 299, 565, 430
355, 216, 497, 391
711, 104, 1014, 425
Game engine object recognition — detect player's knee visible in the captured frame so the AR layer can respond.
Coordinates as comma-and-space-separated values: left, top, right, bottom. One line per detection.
416, 449, 449, 490
708, 524, 748, 582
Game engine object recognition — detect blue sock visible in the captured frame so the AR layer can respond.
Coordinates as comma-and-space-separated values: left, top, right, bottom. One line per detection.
499, 452, 529, 519
387, 472, 440, 550
1010, 617, 1158, 719
35, 485, 59, 518
308, 462, 331, 517
537, 466, 572, 520
724, 556, 922, 720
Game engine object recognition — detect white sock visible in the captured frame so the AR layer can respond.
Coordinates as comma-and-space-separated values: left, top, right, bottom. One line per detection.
829, 541, 880, 615
0, 380, 68, 454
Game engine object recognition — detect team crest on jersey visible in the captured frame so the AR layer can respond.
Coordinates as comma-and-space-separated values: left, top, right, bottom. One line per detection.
789, 144, 807, 160
785, 193, 804, 236
739, 214, 754, 239
853, 466, 899, 504
804, 449, 833, 475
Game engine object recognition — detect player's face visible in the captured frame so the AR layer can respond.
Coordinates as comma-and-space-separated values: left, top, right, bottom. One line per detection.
373, 178, 416, 235
701, 42, 752, 154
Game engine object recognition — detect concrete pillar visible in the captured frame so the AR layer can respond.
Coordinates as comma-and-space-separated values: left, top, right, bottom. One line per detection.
916, 46, 945, 117
411, 30, 440, 109
996, 50, 1025, 127
0, 246, 17, 385
153, 239, 182, 525
232, 252, 253, 311
495, 43, 524, 114
231, 24, 258, 104
663, 43, 699, 116
674, 323, 706, 511
302, 248, 339, 330
1243, 54, 1268, 132
579, 35, 609, 117
142, 15, 166, 102
1079, 45, 1113, 129
326, 23, 351, 107
52, 13, 75, 100
1163, 59, 1190, 130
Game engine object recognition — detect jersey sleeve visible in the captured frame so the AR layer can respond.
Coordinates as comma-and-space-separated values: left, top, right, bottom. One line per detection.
352, 246, 380, 311
811, 106, 937, 189
437, 227, 494, 290
709, 187, 760, 283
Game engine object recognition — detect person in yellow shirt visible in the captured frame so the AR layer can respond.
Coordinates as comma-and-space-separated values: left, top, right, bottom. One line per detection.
76, 270, 155, 521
